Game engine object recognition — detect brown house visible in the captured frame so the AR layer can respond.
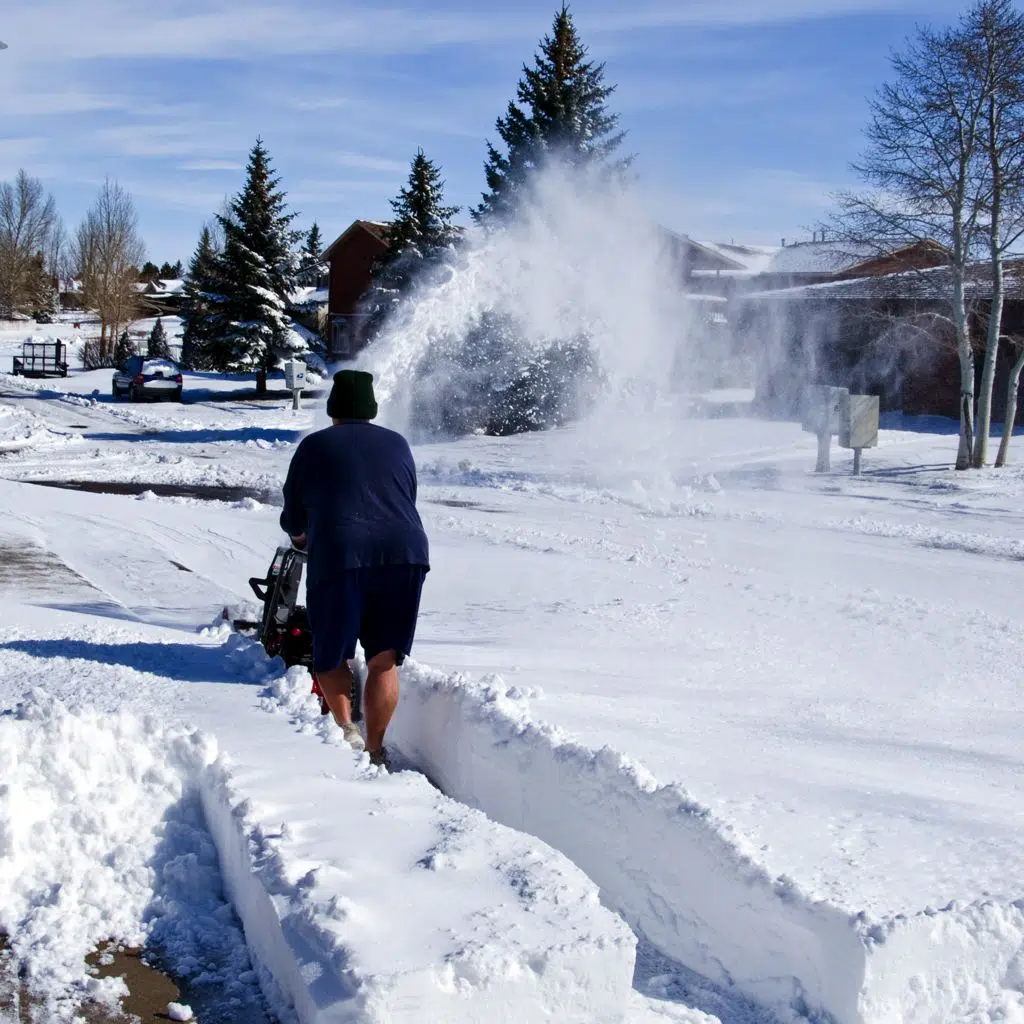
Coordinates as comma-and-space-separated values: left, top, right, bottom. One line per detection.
324, 220, 390, 359
736, 259, 1024, 424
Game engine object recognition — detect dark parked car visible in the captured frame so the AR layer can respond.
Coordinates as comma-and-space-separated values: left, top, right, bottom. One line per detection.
112, 356, 183, 402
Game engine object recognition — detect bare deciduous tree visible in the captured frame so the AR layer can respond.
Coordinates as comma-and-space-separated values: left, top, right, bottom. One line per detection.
838, 1, 1024, 469
0, 170, 60, 317
968, 0, 1024, 466
837, 16, 991, 469
76, 180, 145, 365
995, 336, 1024, 465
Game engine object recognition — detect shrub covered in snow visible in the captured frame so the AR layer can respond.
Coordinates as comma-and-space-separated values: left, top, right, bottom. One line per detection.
410, 313, 605, 436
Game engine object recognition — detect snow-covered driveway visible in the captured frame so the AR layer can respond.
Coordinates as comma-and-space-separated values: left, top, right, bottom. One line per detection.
2, 377, 1024, 1022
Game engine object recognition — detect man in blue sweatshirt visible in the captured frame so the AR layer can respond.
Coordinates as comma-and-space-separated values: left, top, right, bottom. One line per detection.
280, 370, 429, 769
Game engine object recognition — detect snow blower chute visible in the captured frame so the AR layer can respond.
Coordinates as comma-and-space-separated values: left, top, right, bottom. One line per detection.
232, 545, 362, 721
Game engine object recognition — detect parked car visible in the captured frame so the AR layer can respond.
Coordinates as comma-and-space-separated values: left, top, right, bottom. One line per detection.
112, 355, 183, 402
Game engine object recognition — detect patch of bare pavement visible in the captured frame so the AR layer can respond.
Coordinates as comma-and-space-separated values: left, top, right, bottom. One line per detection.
23, 479, 276, 505
20, 480, 513, 514
0, 935, 185, 1023
0, 541, 98, 599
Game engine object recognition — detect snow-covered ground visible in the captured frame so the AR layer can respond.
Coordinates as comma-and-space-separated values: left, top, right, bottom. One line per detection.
1, 365, 1023, 1022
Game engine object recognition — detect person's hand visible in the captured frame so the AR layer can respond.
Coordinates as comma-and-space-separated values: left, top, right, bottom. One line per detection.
290, 533, 307, 550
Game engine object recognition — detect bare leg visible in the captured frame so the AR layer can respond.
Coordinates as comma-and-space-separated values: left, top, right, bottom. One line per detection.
316, 662, 354, 727
364, 650, 400, 757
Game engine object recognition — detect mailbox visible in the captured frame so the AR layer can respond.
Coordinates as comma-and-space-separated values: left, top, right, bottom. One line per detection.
285, 359, 307, 391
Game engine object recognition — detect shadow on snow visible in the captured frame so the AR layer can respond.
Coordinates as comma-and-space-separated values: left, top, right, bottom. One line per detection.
0, 638, 263, 685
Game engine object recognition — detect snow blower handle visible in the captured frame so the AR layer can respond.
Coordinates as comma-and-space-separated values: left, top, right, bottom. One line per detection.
248, 576, 270, 602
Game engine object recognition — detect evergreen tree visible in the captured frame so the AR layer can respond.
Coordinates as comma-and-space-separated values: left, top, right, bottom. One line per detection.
147, 317, 170, 359
297, 222, 327, 285
27, 251, 54, 318
139, 261, 160, 283
474, 4, 629, 222
170, 259, 183, 279
303, 223, 323, 265
206, 139, 301, 390
179, 225, 222, 370
114, 329, 135, 366
365, 150, 460, 333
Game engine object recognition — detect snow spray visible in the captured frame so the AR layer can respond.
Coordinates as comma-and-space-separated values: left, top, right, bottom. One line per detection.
353, 163, 714, 439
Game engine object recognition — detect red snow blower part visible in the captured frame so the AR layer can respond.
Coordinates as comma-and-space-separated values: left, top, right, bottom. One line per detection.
232, 545, 362, 722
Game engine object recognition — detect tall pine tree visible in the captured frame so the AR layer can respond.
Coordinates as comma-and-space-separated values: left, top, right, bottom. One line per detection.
207, 139, 300, 391
366, 150, 460, 334
304, 223, 323, 264
179, 224, 222, 370
474, 4, 629, 222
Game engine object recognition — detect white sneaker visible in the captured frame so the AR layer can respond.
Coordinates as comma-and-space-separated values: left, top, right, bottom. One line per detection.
341, 722, 365, 751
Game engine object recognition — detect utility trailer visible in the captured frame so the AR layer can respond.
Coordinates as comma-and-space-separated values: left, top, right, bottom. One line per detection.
12, 340, 69, 378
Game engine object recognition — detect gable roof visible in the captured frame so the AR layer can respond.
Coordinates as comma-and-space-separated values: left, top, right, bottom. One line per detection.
324, 220, 391, 256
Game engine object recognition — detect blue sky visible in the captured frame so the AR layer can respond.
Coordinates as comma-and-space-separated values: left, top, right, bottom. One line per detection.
0, 0, 967, 265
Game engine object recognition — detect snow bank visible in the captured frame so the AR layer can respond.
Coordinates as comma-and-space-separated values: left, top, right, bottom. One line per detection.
0, 658, 637, 1024
233, 666, 637, 1023
0, 692, 266, 1020
388, 663, 1024, 1023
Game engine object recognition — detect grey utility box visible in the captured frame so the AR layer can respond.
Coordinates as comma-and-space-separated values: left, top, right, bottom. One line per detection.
838, 392, 879, 475
838, 393, 879, 450
802, 385, 849, 435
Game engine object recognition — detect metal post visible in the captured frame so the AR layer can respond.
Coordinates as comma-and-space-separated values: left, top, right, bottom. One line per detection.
816, 427, 831, 473
292, 388, 301, 412
853, 448, 862, 476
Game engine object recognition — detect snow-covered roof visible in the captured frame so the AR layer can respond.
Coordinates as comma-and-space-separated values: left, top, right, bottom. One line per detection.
763, 240, 878, 275
689, 241, 780, 276
324, 219, 392, 256
739, 256, 1024, 302
689, 240, 881, 278
288, 285, 329, 307
141, 278, 185, 297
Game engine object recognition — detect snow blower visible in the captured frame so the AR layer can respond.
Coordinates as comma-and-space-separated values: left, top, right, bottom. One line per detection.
233, 545, 362, 721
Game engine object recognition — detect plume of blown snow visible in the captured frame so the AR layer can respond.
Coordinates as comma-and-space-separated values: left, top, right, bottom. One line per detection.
358, 162, 705, 434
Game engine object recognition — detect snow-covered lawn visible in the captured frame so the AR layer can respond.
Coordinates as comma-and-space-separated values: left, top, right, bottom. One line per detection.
1, 377, 1023, 1022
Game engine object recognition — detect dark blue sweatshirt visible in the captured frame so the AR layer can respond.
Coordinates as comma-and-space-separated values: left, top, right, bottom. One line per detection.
280, 422, 429, 585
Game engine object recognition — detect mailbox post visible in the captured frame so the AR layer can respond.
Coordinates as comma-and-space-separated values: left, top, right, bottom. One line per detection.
284, 359, 307, 412
802, 385, 848, 472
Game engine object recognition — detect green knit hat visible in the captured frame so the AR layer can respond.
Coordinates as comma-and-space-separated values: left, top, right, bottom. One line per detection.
327, 369, 378, 420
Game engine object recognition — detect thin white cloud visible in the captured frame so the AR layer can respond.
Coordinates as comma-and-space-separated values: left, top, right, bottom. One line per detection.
180, 160, 244, 171
617, 69, 813, 113
0, 0, 946, 69
0, 137, 45, 177
334, 151, 409, 174
94, 120, 238, 159
290, 178, 400, 204
2, 3, 536, 63
588, 0, 940, 30
649, 167, 849, 245
117, 179, 232, 213
0, 91, 124, 118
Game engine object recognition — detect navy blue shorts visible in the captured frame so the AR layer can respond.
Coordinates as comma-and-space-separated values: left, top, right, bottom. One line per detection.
306, 565, 426, 672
